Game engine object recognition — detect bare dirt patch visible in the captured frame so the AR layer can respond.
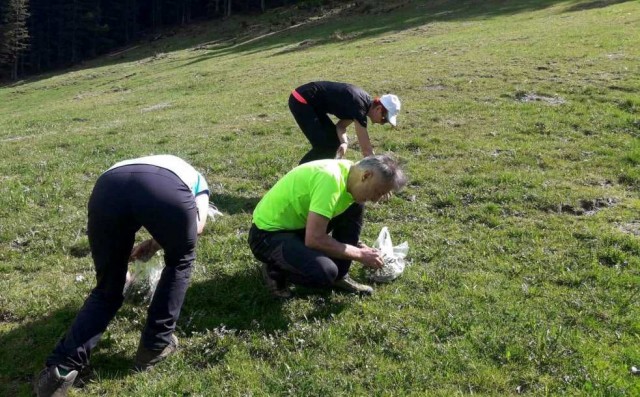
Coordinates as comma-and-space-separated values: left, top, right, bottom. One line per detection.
515, 91, 566, 105
424, 84, 447, 91
553, 198, 617, 216
142, 102, 172, 112
618, 222, 640, 236
0, 310, 19, 323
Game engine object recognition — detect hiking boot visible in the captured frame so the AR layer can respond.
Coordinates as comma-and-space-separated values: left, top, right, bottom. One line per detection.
34, 366, 78, 397
134, 334, 178, 371
260, 262, 291, 299
333, 275, 373, 295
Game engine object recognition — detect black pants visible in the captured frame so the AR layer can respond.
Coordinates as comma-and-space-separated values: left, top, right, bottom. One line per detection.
289, 94, 340, 164
248, 203, 363, 288
46, 165, 198, 370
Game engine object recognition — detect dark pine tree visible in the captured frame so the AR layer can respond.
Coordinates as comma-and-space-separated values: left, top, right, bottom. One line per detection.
10, 0, 302, 77
0, 0, 30, 80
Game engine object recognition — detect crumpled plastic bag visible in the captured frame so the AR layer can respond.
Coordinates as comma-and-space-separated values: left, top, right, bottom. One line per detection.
208, 203, 223, 220
366, 226, 409, 283
124, 253, 163, 303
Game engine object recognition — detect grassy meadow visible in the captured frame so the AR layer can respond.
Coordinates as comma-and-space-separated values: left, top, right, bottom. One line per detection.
1, 0, 639, 395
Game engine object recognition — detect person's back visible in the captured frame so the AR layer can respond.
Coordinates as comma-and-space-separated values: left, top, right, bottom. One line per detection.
296, 81, 372, 127
253, 159, 354, 232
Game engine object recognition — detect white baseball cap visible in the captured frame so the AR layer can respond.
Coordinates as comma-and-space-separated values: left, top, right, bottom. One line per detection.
380, 94, 401, 126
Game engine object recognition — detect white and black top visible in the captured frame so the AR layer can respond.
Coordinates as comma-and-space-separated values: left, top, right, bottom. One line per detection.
108, 155, 209, 197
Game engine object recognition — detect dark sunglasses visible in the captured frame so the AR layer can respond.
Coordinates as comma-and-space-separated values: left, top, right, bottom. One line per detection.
380, 106, 388, 123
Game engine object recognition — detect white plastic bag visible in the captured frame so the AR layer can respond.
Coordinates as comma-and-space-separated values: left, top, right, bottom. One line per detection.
366, 226, 409, 283
124, 253, 163, 303
123, 202, 222, 303
208, 203, 223, 220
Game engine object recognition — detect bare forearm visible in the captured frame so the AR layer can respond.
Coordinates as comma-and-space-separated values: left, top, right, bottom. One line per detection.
195, 194, 209, 235
354, 124, 373, 156
337, 131, 348, 145
306, 233, 361, 262
335, 119, 352, 143
304, 211, 383, 269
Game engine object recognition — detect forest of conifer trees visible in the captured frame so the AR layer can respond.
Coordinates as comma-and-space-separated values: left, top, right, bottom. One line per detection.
0, 0, 316, 80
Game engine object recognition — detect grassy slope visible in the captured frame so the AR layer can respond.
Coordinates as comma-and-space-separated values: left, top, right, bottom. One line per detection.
1, 0, 639, 395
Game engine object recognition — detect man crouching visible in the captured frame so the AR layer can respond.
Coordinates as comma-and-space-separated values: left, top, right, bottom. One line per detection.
248, 154, 407, 298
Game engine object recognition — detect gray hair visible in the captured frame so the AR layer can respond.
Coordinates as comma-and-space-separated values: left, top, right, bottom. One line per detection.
356, 154, 407, 191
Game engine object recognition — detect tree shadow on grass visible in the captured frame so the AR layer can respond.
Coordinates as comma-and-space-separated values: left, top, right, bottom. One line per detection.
173, 266, 349, 368
0, 267, 350, 394
180, 266, 348, 335
5, 0, 634, 88
209, 192, 261, 215
181, 267, 289, 334
177, 0, 636, 68
0, 305, 135, 396
0, 270, 282, 395
564, 0, 631, 12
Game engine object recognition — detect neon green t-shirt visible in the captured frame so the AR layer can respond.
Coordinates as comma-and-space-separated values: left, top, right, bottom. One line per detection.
253, 160, 355, 231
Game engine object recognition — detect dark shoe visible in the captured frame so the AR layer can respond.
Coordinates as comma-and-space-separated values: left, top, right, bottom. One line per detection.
333, 275, 373, 295
73, 365, 95, 388
134, 334, 178, 371
260, 262, 291, 299
34, 366, 78, 397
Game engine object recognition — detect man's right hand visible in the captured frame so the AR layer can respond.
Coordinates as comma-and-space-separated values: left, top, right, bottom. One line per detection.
358, 247, 384, 269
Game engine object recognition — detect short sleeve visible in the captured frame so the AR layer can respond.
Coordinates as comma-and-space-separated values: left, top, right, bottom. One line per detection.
308, 173, 341, 219
194, 172, 210, 196
354, 111, 368, 128
351, 90, 370, 128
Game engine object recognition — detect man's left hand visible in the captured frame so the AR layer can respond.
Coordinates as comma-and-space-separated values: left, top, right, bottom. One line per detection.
130, 239, 161, 262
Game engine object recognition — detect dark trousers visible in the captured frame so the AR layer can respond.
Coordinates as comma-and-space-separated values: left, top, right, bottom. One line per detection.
248, 203, 363, 288
289, 94, 340, 164
47, 165, 198, 370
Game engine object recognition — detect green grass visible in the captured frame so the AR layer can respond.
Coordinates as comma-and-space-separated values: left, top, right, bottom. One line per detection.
1, 0, 639, 395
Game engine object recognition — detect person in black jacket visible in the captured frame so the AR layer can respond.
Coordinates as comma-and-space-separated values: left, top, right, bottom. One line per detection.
289, 81, 401, 164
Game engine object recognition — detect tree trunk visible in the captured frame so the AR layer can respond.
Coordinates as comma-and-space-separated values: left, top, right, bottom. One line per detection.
12, 57, 18, 80
71, 0, 78, 64
181, 0, 191, 25
132, 0, 138, 40
152, 0, 162, 30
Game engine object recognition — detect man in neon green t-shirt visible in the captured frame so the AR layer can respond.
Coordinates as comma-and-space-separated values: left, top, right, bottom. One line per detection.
248, 154, 407, 298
